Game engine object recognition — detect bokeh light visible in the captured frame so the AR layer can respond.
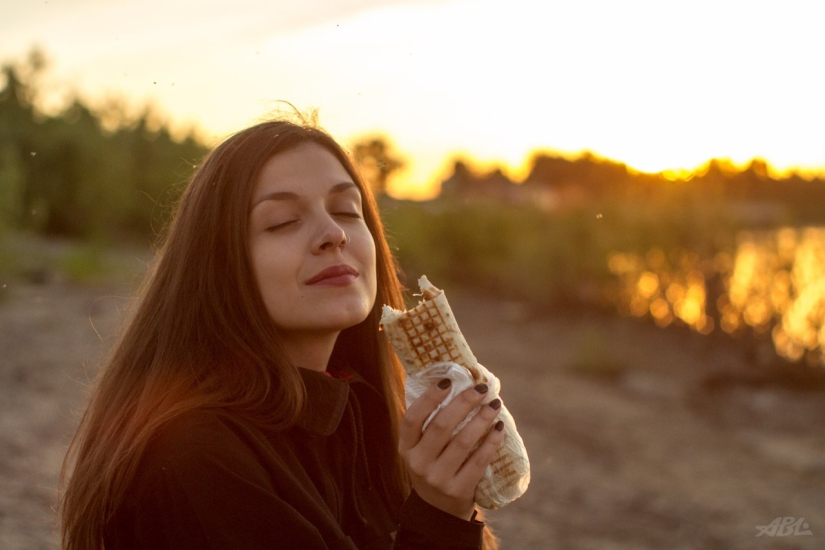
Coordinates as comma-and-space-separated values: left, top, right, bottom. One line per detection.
608, 228, 825, 366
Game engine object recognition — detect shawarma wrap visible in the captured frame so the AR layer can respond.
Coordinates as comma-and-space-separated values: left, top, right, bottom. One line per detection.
380, 276, 530, 510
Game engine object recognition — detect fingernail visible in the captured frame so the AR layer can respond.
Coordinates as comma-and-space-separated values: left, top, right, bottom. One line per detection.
474, 383, 488, 394
494, 420, 504, 432
489, 398, 501, 410
437, 378, 451, 390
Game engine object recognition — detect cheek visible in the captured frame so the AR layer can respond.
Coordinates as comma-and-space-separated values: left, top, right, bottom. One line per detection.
252, 257, 292, 324
249, 241, 267, 282
357, 228, 377, 266
364, 237, 378, 298
250, 243, 284, 301
350, 227, 377, 296
249, 251, 271, 310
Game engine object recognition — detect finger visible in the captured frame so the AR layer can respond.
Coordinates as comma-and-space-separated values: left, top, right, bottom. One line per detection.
417, 384, 490, 453
398, 378, 453, 453
433, 398, 502, 472
454, 419, 506, 488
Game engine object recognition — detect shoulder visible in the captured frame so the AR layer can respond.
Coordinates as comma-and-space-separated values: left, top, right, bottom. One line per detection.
109, 410, 339, 549
133, 409, 275, 498
145, 409, 249, 462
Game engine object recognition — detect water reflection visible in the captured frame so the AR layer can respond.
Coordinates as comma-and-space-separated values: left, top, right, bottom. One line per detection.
607, 227, 825, 366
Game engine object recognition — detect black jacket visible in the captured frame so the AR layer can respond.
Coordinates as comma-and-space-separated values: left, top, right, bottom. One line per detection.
104, 367, 484, 549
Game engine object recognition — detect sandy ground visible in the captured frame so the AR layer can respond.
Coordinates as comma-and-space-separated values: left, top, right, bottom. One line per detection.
1, 275, 824, 549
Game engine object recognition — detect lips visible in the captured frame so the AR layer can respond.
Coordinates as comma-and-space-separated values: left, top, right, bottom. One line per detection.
305, 264, 359, 285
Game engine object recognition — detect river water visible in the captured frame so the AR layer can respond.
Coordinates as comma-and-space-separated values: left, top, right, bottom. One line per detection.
607, 227, 825, 367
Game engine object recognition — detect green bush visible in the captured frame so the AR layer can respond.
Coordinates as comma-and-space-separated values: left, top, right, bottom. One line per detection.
0, 54, 207, 241
56, 243, 107, 284
382, 194, 738, 309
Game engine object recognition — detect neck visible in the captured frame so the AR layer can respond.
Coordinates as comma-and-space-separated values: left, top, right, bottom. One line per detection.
281, 331, 340, 372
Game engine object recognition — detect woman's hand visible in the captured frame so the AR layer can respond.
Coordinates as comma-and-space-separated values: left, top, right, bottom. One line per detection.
398, 379, 505, 520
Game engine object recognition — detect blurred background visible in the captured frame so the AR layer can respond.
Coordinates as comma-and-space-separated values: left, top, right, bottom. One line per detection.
1, 1, 824, 548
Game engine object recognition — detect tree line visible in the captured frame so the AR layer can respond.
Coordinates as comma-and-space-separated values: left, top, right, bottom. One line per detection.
442, 149, 825, 226
2, 48, 823, 245
0, 50, 408, 242
0, 50, 209, 241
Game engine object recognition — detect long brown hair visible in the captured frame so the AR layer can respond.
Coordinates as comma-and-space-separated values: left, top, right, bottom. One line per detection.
59, 119, 410, 549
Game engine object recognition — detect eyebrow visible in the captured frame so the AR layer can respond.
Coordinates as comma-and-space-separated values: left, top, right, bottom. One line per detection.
252, 181, 359, 208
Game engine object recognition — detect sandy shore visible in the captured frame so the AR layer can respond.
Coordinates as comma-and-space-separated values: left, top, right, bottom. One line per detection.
1, 278, 823, 549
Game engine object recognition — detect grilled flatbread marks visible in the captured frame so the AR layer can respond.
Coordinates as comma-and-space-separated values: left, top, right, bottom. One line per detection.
380, 276, 482, 381
380, 275, 530, 510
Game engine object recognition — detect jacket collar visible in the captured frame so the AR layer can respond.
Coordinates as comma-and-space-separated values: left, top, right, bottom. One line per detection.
296, 367, 352, 436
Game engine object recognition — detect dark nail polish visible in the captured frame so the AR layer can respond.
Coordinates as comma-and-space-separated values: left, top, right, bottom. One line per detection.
489, 399, 502, 410
437, 378, 451, 390
474, 383, 489, 394
494, 420, 504, 432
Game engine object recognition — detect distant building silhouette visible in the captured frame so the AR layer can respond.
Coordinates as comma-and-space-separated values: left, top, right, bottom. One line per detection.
438, 154, 633, 210
434, 151, 825, 225
439, 161, 524, 204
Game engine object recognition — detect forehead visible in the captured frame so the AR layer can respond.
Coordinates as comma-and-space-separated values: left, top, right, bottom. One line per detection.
253, 142, 356, 198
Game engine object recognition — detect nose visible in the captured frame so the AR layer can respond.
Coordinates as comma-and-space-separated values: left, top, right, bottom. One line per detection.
312, 215, 348, 254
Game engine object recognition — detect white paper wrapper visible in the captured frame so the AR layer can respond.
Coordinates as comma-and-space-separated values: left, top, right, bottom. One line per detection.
406, 362, 530, 510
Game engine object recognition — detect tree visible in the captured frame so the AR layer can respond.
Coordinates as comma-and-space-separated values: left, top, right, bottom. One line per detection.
352, 137, 404, 195
0, 48, 210, 239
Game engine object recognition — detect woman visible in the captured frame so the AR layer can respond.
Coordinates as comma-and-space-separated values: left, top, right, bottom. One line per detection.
60, 119, 505, 549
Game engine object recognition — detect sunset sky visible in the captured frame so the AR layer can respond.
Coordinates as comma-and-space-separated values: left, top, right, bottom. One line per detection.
3, 0, 823, 198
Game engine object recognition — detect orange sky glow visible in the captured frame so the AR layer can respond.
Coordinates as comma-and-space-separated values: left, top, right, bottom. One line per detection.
3, 0, 824, 199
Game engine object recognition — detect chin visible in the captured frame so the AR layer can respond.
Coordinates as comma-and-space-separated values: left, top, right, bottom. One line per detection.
332, 307, 372, 331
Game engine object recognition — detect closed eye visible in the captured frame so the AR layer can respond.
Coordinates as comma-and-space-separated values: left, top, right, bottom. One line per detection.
335, 212, 362, 219
266, 220, 298, 232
